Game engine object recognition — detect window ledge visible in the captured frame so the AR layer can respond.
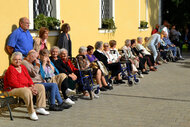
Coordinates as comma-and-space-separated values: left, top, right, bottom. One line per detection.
29, 30, 60, 37
138, 27, 149, 31
98, 28, 116, 33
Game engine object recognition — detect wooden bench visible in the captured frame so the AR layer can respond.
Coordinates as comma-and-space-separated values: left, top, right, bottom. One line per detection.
0, 76, 19, 121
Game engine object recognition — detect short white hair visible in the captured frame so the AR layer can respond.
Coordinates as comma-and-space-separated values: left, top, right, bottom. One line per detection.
60, 48, 68, 54
125, 39, 131, 46
95, 41, 103, 49
137, 37, 142, 42
79, 46, 87, 53
11, 52, 23, 62
50, 46, 60, 53
103, 42, 109, 46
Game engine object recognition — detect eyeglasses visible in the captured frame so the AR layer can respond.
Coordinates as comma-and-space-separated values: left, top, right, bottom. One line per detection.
104, 45, 109, 47
13, 59, 22, 61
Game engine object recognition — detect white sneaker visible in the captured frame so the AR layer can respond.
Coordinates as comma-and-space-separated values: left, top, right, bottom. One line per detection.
66, 88, 76, 96
29, 112, 38, 121
64, 98, 75, 105
93, 93, 99, 99
36, 108, 50, 115
138, 74, 144, 78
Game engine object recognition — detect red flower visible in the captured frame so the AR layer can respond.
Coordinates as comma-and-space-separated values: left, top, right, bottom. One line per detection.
62, 20, 64, 24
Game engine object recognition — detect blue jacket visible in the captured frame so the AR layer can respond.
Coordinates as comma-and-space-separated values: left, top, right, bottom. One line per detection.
39, 61, 59, 80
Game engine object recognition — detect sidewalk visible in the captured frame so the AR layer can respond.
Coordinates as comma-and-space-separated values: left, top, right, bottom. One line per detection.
0, 52, 190, 127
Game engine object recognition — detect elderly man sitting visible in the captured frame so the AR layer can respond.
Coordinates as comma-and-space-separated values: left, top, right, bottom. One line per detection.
22, 50, 71, 111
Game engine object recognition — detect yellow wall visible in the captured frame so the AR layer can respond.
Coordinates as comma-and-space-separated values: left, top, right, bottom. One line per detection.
0, 0, 159, 75
60, 0, 159, 56
0, 0, 29, 75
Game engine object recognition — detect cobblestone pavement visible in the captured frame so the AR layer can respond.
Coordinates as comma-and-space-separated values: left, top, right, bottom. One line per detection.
0, 53, 190, 127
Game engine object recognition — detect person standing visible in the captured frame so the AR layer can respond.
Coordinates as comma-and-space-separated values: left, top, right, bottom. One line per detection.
57, 23, 72, 57
6, 17, 33, 57
147, 32, 162, 62
170, 25, 184, 54
33, 27, 49, 53
151, 24, 159, 35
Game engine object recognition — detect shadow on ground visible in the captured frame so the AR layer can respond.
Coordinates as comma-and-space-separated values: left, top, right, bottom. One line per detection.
102, 93, 190, 103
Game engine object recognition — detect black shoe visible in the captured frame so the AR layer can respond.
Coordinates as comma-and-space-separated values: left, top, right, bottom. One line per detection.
113, 80, 119, 84
122, 75, 128, 80
108, 79, 112, 84
172, 57, 177, 62
142, 71, 149, 74
100, 87, 107, 91
49, 104, 63, 111
69, 96, 78, 101
59, 102, 72, 109
117, 80, 125, 84
104, 85, 113, 90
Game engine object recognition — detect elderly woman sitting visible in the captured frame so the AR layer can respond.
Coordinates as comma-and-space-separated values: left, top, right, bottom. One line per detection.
122, 39, 139, 74
109, 40, 121, 63
136, 37, 157, 71
77, 46, 111, 91
59, 48, 78, 74
4, 52, 49, 121
95, 41, 124, 84
50, 46, 77, 82
39, 49, 75, 105
22, 50, 71, 111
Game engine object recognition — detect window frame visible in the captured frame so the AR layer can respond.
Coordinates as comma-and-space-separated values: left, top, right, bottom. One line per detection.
99, 0, 115, 33
138, 0, 149, 30
28, 0, 60, 30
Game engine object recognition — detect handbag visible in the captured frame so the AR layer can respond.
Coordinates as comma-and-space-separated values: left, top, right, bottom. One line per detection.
96, 61, 109, 76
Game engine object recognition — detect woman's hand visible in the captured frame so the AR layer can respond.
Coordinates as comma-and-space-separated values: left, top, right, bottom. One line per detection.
47, 57, 51, 65
139, 54, 143, 58
29, 85, 38, 95
129, 59, 134, 64
108, 61, 112, 64
69, 73, 77, 81
35, 59, 40, 64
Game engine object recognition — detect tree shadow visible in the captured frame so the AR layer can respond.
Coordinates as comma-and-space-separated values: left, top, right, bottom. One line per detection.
176, 61, 190, 68
148, 0, 160, 31
102, 93, 190, 103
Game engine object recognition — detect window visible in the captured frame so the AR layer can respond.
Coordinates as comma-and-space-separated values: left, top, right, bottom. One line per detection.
29, 0, 60, 29
139, 0, 148, 28
99, 0, 115, 30
33, 0, 56, 18
101, 0, 112, 20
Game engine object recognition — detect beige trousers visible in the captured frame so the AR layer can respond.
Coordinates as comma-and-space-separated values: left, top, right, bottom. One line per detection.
50, 73, 67, 90
8, 84, 46, 114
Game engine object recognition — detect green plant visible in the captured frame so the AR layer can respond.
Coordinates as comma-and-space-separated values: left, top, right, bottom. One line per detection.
34, 14, 61, 30
140, 20, 148, 28
102, 17, 117, 32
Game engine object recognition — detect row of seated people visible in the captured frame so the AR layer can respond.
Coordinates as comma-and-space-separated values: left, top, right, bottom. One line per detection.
4, 43, 123, 121
4, 18, 185, 121
4, 34, 184, 121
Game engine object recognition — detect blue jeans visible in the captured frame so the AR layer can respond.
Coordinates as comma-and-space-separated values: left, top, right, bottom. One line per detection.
168, 46, 177, 57
36, 83, 63, 105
